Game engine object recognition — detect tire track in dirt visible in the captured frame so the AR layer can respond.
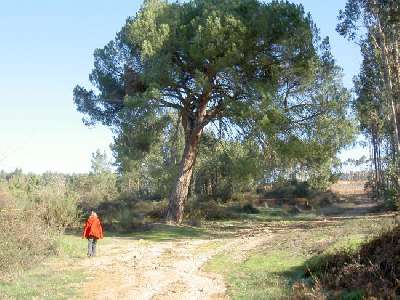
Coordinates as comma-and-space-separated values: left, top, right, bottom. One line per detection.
78, 225, 275, 300
80, 238, 227, 300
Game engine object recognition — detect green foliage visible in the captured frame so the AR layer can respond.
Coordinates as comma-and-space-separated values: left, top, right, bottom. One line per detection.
113, 113, 183, 199
90, 149, 112, 174
303, 225, 400, 299
5, 171, 81, 230
0, 175, 84, 281
266, 179, 311, 199
0, 208, 59, 281
73, 0, 354, 220
240, 203, 259, 214
194, 132, 263, 201
338, 0, 400, 203
186, 197, 263, 221
187, 199, 236, 220
71, 172, 118, 211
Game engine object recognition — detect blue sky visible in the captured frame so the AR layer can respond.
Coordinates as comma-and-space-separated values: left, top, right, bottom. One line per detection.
0, 0, 364, 174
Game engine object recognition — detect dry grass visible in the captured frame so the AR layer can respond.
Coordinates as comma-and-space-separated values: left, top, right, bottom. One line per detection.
0, 208, 59, 281
330, 180, 367, 195
0, 190, 63, 282
297, 224, 400, 299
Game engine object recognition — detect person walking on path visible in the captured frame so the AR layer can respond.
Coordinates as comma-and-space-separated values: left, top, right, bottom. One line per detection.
82, 211, 104, 257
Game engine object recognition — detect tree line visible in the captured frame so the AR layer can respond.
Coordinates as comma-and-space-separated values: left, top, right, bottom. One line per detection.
338, 0, 400, 207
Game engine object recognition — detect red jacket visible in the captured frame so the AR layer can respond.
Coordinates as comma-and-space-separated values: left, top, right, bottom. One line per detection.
83, 215, 104, 239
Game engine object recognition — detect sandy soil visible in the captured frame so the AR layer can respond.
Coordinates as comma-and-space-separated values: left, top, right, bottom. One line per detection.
77, 185, 381, 300
78, 226, 273, 300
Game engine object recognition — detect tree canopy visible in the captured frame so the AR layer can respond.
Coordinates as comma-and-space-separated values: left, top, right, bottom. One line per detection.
338, 0, 400, 205
74, 0, 354, 223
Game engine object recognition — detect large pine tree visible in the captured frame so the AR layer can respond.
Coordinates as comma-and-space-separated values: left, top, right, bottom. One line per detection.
74, 0, 352, 223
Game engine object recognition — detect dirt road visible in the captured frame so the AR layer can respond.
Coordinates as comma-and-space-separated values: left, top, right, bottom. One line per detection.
78, 227, 273, 300
77, 190, 382, 300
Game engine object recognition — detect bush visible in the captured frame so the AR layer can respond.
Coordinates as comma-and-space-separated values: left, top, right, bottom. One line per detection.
266, 180, 311, 199
230, 202, 260, 214
196, 200, 227, 220
4, 174, 82, 231
187, 199, 236, 220
146, 200, 168, 219
0, 206, 59, 281
309, 191, 339, 208
241, 203, 260, 214
36, 193, 81, 231
0, 184, 79, 281
114, 210, 145, 232
94, 197, 168, 231
300, 225, 400, 299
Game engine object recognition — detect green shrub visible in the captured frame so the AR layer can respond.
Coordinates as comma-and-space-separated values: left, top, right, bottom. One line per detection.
114, 210, 145, 232
309, 191, 339, 208
36, 193, 81, 231
186, 199, 237, 220
0, 184, 79, 281
146, 200, 168, 219
0, 207, 59, 281
94, 197, 168, 231
384, 187, 398, 210
240, 202, 260, 214
301, 225, 400, 299
266, 180, 311, 199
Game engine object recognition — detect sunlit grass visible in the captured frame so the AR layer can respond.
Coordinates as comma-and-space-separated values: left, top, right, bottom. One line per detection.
191, 240, 225, 255
0, 234, 92, 299
0, 264, 87, 299
57, 234, 88, 258
105, 223, 209, 241
203, 215, 394, 299
250, 207, 319, 222
2, 207, 394, 299
205, 250, 306, 299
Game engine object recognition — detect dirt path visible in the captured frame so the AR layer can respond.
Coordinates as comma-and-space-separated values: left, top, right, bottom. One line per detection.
77, 224, 274, 300
77, 186, 381, 300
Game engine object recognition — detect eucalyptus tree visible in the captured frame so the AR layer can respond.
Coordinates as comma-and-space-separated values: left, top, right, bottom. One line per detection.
338, 0, 400, 154
74, 0, 350, 223
338, 0, 400, 201
353, 41, 388, 196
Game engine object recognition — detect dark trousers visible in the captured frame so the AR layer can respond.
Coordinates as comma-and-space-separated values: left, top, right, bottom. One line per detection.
87, 237, 98, 257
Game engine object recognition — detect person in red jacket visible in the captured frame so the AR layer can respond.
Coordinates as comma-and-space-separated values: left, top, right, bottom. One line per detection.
82, 211, 104, 257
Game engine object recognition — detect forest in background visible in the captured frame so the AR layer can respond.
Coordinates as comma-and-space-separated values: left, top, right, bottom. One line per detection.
1, 0, 400, 298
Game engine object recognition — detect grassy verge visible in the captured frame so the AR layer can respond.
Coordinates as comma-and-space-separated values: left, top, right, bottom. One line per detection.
0, 264, 87, 300
1, 207, 394, 299
250, 207, 319, 222
205, 250, 306, 299
57, 234, 89, 258
0, 234, 90, 299
192, 240, 225, 255
300, 223, 400, 299
204, 215, 394, 299
119, 224, 209, 241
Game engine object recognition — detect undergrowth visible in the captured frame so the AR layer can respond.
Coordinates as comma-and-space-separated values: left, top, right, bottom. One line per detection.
0, 208, 59, 281
295, 224, 400, 299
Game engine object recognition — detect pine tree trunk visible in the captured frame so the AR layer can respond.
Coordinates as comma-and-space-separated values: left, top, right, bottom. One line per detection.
166, 131, 201, 224
166, 90, 210, 223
